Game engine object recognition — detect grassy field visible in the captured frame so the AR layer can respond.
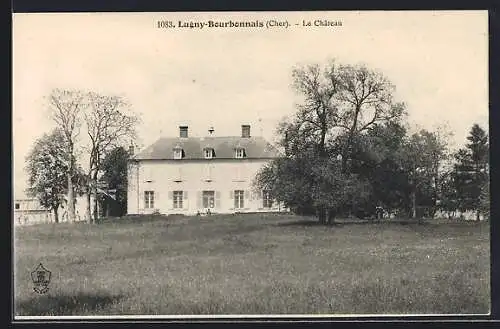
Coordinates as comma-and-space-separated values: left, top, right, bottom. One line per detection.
14, 214, 490, 316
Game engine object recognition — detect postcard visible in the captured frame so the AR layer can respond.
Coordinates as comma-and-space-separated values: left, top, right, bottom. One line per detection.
12, 10, 490, 319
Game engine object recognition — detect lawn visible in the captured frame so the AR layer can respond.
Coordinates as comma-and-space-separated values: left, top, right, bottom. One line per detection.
14, 214, 490, 316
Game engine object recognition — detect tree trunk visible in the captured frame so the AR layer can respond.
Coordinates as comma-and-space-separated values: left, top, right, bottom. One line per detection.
476, 209, 480, 222
326, 208, 334, 225
67, 173, 76, 222
86, 189, 92, 224
341, 107, 360, 173
53, 207, 59, 223
317, 208, 326, 225
411, 190, 417, 219
92, 177, 99, 223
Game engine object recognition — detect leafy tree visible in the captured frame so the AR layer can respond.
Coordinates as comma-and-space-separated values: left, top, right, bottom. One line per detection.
98, 146, 130, 217
25, 129, 70, 223
349, 121, 410, 215
437, 170, 460, 217
400, 129, 448, 218
255, 148, 370, 224
257, 60, 406, 224
255, 149, 316, 216
479, 182, 490, 220
452, 124, 489, 220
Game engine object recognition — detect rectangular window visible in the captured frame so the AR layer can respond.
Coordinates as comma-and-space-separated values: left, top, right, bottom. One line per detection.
202, 191, 215, 208
234, 190, 244, 209
144, 191, 155, 209
173, 191, 183, 209
15, 203, 20, 210
263, 190, 273, 208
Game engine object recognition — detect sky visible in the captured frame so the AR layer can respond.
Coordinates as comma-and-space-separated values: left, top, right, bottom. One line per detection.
12, 11, 488, 198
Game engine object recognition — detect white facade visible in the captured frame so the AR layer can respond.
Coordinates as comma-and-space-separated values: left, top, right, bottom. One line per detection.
127, 158, 283, 215
127, 125, 284, 216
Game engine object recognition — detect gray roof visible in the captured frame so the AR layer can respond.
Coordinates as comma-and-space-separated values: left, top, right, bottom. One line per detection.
133, 136, 280, 160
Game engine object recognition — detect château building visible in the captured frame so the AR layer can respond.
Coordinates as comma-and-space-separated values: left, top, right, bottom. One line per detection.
127, 125, 284, 215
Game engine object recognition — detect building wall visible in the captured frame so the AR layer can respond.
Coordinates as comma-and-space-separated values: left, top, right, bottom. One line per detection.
127, 159, 284, 215
14, 199, 51, 226
14, 196, 93, 226
14, 210, 52, 226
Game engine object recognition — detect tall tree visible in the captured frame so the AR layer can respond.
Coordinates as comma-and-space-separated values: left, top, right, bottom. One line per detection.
99, 146, 130, 217
329, 63, 406, 171
83, 92, 139, 223
479, 182, 490, 220
256, 60, 406, 223
48, 89, 85, 222
25, 129, 68, 223
349, 121, 410, 215
286, 61, 406, 163
453, 124, 489, 220
399, 129, 448, 218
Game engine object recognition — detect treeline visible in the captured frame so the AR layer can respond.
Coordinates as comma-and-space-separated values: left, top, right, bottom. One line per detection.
254, 60, 489, 223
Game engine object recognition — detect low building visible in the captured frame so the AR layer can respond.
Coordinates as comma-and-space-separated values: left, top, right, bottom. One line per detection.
13, 198, 52, 226
14, 195, 90, 226
127, 124, 285, 216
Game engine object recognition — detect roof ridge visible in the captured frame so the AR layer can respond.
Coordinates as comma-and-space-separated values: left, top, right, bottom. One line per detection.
134, 135, 278, 160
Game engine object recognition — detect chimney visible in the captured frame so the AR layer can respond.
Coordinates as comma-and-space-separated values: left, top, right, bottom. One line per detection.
179, 126, 188, 138
241, 125, 251, 138
208, 126, 214, 136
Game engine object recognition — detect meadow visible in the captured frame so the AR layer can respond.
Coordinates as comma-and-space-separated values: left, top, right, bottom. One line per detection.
14, 214, 490, 316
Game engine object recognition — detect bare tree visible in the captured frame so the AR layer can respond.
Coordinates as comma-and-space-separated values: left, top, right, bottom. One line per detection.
48, 89, 86, 223
290, 61, 406, 171
83, 92, 139, 223
330, 63, 406, 171
289, 63, 341, 157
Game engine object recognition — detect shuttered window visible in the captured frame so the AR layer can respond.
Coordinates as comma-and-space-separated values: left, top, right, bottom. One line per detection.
173, 191, 183, 209
144, 191, 155, 209
234, 190, 244, 209
202, 191, 215, 208
263, 190, 273, 208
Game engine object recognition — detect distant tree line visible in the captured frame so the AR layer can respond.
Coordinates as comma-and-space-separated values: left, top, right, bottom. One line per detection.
254, 60, 489, 224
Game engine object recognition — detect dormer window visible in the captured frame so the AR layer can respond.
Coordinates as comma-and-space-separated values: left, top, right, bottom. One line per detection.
173, 147, 184, 160
204, 148, 215, 159
235, 148, 246, 159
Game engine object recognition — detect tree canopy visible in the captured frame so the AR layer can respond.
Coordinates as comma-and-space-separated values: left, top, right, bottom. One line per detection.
25, 129, 86, 222
255, 60, 488, 223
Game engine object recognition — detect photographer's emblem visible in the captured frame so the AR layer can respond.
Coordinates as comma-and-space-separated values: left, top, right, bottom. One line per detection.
31, 263, 51, 294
